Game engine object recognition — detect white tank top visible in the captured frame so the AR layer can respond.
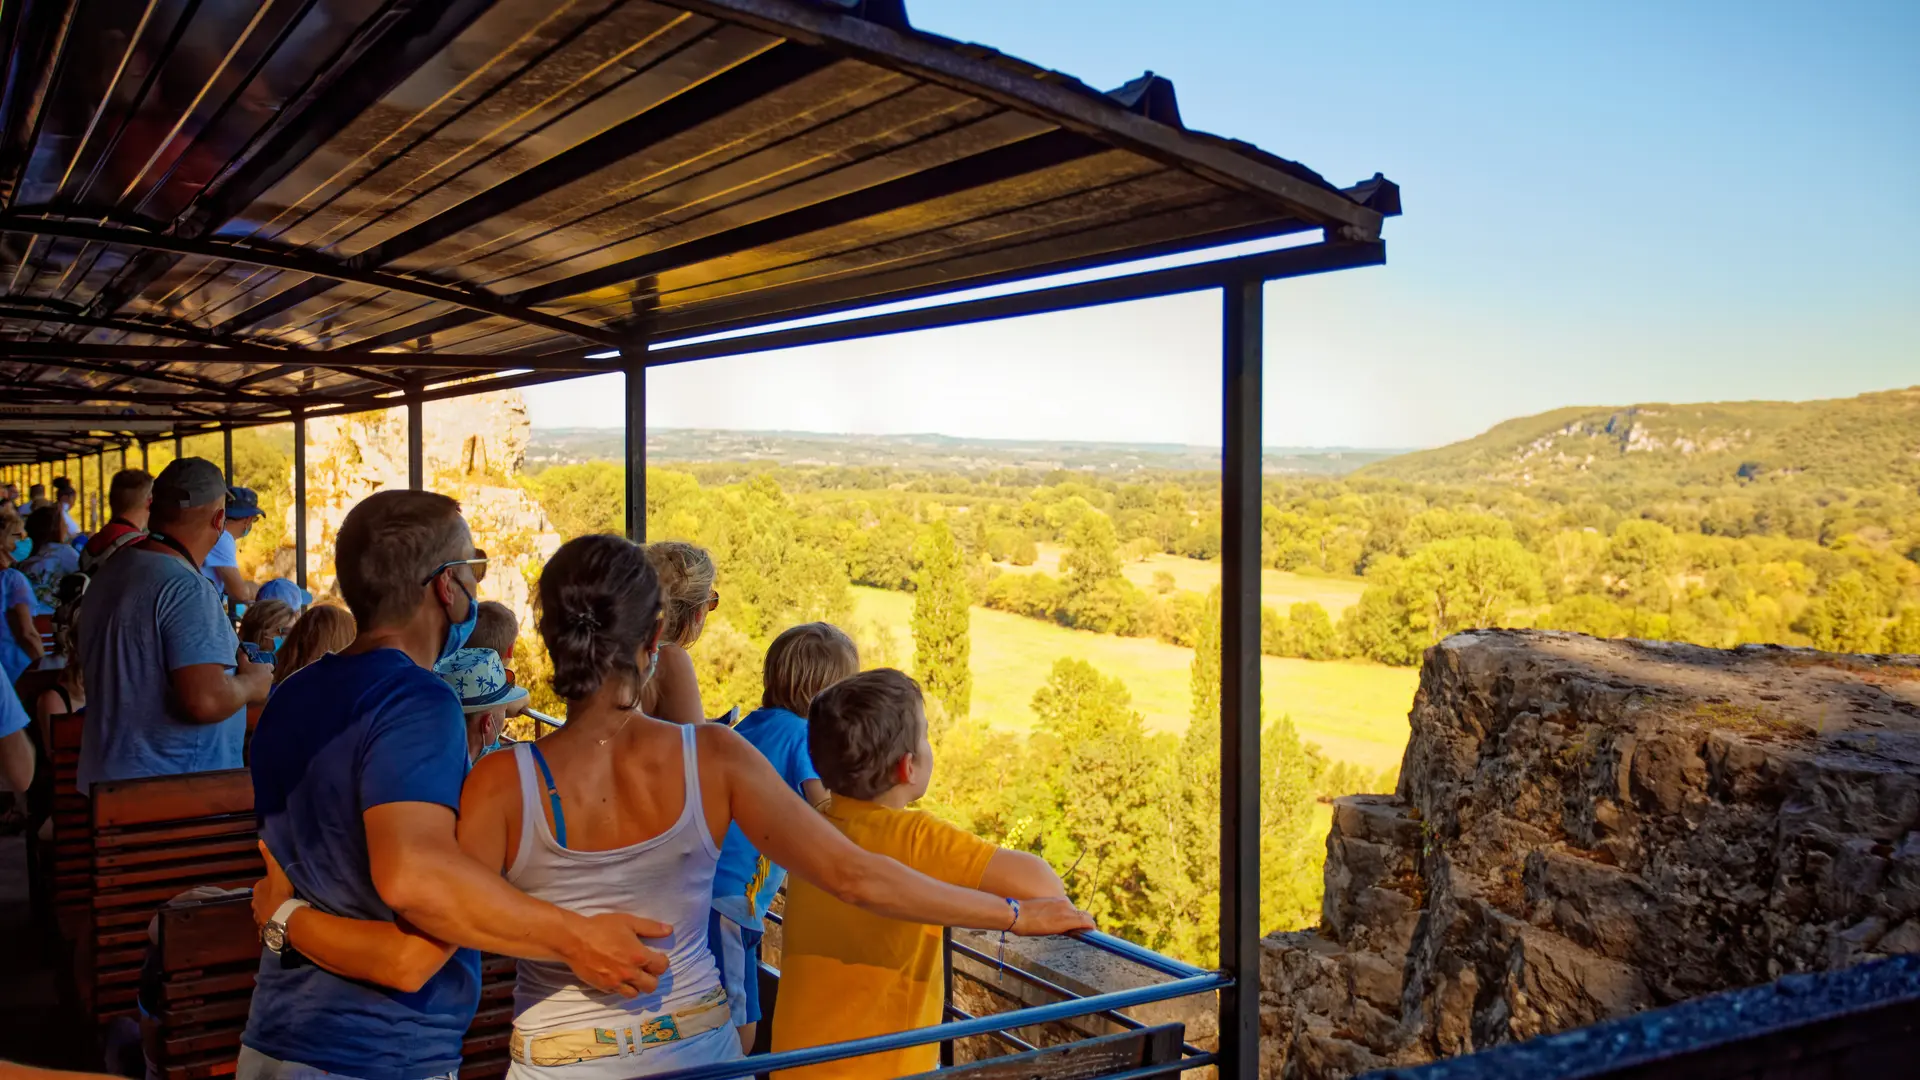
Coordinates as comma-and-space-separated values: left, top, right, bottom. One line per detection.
505, 726, 724, 1034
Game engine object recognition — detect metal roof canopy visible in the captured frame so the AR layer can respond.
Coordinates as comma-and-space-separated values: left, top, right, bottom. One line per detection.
0, 4, 1399, 1078
0, 0, 1396, 458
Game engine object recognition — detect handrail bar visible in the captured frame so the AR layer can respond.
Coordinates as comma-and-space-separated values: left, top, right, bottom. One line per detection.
766, 907, 1204, 982
1071, 930, 1210, 980
525, 708, 564, 730
947, 936, 1209, 1058
646, 971, 1228, 1080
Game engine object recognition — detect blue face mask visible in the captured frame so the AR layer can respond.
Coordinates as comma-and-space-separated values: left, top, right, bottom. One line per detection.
8, 538, 27, 562
439, 580, 478, 662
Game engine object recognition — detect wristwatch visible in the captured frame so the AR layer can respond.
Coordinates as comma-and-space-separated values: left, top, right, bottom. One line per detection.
262, 898, 310, 955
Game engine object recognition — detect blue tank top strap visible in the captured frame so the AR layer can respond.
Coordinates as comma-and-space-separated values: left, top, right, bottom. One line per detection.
527, 741, 567, 848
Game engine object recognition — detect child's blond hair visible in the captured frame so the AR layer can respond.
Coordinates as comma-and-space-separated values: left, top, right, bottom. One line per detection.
762, 622, 859, 718
644, 541, 716, 647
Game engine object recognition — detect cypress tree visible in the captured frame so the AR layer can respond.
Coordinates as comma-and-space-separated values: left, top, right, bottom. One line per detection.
912, 520, 972, 725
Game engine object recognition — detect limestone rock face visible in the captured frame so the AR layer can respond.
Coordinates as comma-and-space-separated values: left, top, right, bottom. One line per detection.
1259, 630, 1920, 1079
284, 392, 559, 636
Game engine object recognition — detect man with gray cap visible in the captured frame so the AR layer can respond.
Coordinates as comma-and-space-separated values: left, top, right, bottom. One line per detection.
77, 457, 272, 793
205, 485, 264, 603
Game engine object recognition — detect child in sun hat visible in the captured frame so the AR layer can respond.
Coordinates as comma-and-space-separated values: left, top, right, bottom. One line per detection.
434, 647, 529, 762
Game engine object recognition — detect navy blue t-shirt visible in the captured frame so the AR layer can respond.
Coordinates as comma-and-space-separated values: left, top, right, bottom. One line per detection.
243, 649, 480, 1080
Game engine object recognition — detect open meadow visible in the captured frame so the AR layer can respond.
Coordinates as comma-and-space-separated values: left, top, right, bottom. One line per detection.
1002, 544, 1370, 617
851, 586, 1416, 773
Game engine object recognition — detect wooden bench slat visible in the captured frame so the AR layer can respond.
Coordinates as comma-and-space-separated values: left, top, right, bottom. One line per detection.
95, 854, 262, 891
164, 997, 253, 1028
92, 770, 253, 827
96, 874, 258, 911
163, 970, 258, 1002
97, 836, 258, 868
162, 1029, 244, 1059
160, 896, 260, 970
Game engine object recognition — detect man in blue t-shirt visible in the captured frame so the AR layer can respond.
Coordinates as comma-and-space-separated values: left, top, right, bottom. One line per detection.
76, 458, 272, 793
242, 490, 672, 1080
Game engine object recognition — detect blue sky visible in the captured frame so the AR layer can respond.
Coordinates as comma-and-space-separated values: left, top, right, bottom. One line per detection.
526, 0, 1920, 449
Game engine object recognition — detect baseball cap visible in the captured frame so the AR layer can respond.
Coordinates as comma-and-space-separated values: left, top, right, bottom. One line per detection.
226, 486, 264, 519
256, 578, 311, 610
150, 458, 228, 510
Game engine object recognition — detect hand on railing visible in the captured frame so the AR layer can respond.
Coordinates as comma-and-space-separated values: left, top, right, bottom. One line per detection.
1009, 896, 1095, 936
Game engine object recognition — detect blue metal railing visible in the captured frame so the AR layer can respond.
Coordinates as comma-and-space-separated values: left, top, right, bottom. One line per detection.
519, 706, 1220, 1076
649, 971, 1226, 1080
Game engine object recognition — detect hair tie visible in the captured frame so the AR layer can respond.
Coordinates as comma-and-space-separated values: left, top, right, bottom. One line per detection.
571, 609, 601, 632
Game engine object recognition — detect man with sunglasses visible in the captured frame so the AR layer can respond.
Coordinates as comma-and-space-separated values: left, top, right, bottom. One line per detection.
75, 458, 272, 793
243, 490, 669, 1080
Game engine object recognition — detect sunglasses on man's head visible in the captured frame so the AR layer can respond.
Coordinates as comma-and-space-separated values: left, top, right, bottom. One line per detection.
422, 557, 488, 587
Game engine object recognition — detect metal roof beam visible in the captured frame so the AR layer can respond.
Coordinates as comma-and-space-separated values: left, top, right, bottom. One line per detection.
347, 44, 840, 275
649, 238, 1386, 365
0, 341, 614, 371
0, 215, 623, 347
0, 354, 276, 398
1, 383, 389, 410
507, 129, 1105, 308
80, 0, 500, 339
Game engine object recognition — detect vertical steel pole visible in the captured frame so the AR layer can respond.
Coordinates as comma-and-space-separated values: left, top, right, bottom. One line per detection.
624, 349, 647, 542
95, 451, 105, 528
407, 389, 424, 491
293, 411, 308, 591
223, 427, 234, 484
173, 431, 183, 460
1218, 277, 1263, 1080
140, 440, 149, 471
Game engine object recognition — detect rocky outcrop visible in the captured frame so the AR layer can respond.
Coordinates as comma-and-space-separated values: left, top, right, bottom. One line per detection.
280, 391, 560, 631
1260, 630, 1920, 1078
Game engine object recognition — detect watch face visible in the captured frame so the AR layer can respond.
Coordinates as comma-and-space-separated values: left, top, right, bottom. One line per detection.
263, 924, 287, 952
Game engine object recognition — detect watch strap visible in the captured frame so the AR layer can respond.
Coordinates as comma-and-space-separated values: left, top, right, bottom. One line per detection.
269, 898, 310, 935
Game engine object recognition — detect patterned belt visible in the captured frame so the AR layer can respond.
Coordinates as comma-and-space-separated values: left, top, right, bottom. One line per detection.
510, 988, 732, 1067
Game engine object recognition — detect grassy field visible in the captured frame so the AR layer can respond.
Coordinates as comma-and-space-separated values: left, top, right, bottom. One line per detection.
851, 586, 1415, 773
1001, 545, 1369, 617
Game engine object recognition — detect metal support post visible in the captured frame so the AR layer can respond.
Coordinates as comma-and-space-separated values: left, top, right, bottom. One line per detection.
407, 387, 424, 490
624, 349, 647, 541
1218, 276, 1264, 1080
95, 452, 104, 528
140, 440, 149, 470
173, 431, 182, 460
293, 410, 308, 590
223, 428, 234, 484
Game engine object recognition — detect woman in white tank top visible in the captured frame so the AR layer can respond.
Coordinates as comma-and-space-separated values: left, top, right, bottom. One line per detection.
241, 535, 1095, 1080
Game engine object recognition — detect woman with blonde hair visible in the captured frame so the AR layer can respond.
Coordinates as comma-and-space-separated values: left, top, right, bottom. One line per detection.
272, 605, 356, 687
638, 541, 717, 724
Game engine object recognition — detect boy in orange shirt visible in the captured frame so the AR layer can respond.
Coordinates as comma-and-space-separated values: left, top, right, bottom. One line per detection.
770, 669, 1085, 1079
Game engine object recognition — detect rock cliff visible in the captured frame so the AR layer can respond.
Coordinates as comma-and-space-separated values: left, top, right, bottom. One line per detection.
280, 392, 560, 634
1261, 630, 1920, 1078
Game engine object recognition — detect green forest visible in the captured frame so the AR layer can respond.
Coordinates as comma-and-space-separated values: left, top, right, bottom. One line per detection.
64, 387, 1914, 966
503, 387, 1920, 962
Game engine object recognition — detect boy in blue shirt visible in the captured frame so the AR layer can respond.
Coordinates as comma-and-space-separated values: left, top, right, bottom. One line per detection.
707, 622, 859, 1052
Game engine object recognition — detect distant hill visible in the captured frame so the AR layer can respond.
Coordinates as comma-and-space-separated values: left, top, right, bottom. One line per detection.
528, 428, 1406, 477
1358, 387, 1920, 489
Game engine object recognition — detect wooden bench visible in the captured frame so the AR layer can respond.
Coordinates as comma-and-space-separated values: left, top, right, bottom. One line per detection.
460, 954, 518, 1080
87, 769, 261, 1023
153, 895, 259, 1080
48, 711, 90, 937
900, 1024, 1185, 1079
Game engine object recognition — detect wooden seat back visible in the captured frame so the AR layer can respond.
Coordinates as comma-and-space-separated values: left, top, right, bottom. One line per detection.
900, 1024, 1185, 1079
49, 711, 90, 936
460, 954, 518, 1080
153, 895, 259, 1080
86, 769, 261, 1023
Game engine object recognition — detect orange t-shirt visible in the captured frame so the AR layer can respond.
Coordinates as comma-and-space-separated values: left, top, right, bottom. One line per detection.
771, 796, 998, 1080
